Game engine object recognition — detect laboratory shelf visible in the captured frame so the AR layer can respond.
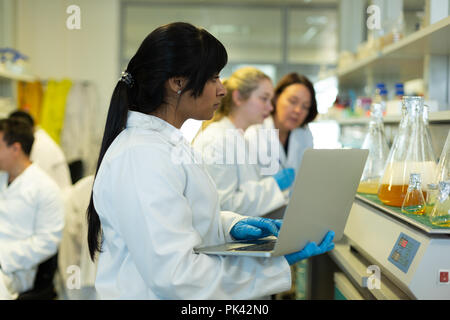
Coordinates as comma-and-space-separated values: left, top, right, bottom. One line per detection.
320, 110, 450, 125
336, 16, 450, 87
355, 193, 450, 236
0, 69, 35, 82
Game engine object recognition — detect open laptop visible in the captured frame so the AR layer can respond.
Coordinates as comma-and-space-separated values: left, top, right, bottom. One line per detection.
195, 149, 369, 258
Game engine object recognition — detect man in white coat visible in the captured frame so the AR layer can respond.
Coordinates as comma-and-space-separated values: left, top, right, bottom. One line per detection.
9, 111, 72, 191
0, 118, 64, 299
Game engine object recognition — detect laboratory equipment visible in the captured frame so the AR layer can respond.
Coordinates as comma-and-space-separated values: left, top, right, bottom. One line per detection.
358, 103, 390, 194
330, 194, 450, 299
435, 131, 450, 184
378, 96, 437, 207
401, 173, 426, 215
426, 183, 439, 215
429, 181, 450, 227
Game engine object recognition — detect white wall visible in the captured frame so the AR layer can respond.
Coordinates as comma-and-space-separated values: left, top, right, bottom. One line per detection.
16, 0, 120, 122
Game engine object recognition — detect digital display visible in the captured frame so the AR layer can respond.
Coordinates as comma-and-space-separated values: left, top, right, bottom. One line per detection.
392, 251, 401, 262
399, 238, 408, 248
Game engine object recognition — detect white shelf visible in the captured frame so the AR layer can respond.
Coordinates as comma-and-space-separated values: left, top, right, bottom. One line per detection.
0, 69, 36, 82
336, 16, 450, 87
321, 110, 450, 125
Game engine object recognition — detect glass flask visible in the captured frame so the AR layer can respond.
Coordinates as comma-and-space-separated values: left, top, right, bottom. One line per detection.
425, 183, 439, 215
401, 173, 426, 215
378, 96, 437, 207
357, 103, 390, 194
434, 130, 450, 184
429, 181, 450, 227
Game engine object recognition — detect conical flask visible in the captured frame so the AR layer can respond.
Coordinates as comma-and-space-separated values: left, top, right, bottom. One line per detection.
429, 181, 450, 227
378, 96, 437, 207
357, 103, 390, 194
434, 130, 450, 184
401, 173, 426, 215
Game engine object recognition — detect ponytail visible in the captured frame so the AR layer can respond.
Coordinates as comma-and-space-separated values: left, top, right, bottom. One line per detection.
87, 22, 228, 261
87, 80, 130, 261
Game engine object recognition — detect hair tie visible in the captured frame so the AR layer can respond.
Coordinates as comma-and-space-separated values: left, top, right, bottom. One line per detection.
120, 71, 134, 88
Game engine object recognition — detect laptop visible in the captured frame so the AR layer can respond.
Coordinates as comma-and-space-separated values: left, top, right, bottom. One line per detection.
195, 149, 369, 258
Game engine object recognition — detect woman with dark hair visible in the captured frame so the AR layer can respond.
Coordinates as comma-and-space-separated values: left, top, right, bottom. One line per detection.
87, 23, 333, 299
247, 73, 317, 175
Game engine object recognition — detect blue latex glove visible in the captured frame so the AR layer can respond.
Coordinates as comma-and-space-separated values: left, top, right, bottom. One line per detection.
285, 230, 335, 265
274, 168, 295, 191
230, 217, 283, 240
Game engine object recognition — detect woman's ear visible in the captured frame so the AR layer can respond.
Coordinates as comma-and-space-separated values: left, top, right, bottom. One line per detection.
231, 90, 244, 107
167, 77, 186, 95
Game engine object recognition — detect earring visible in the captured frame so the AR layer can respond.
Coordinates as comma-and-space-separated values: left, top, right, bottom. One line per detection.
177, 90, 181, 95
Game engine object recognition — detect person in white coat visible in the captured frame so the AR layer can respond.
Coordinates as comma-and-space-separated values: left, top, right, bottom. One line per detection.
192, 67, 295, 217
245, 73, 318, 299
246, 73, 317, 176
57, 175, 97, 300
9, 111, 72, 191
0, 118, 64, 299
87, 22, 335, 300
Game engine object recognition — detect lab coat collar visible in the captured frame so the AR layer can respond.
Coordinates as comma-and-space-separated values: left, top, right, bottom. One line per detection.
0, 163, 37, 192
126, 111, 187, 146
264, 115, 287, 166
216, 116, 245, 136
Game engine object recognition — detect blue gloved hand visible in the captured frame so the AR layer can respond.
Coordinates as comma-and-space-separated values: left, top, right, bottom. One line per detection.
273, 168, 296, 191
285, 230, 335, 265
230, 217, 283, 240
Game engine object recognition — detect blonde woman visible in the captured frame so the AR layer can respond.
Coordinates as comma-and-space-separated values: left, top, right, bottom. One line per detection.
192, 67, 295, 217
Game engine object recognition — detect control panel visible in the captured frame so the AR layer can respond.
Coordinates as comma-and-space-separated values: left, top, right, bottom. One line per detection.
388, 233, 421, 273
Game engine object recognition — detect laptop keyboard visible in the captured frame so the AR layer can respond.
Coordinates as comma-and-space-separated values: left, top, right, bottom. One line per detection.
233, 240, 276, 252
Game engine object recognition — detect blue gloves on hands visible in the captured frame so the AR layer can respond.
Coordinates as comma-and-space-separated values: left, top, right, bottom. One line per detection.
274, 168, 296, 191
230, 218, 335, 266
230, 217, 282, 240
285, 230, 335, 265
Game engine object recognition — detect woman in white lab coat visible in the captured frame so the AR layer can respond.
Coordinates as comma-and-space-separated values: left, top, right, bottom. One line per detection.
192, 67, 295, 217
87, 22, 334, 300
246, 73, 317, 175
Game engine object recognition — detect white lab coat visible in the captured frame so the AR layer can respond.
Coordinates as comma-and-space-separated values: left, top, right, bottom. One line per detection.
31, 128, 72, 191
93, 111, 291, 299
246, 115, 314, 174
192, 117, 287, 217
0, 164, 64, 299
60, 82, 103, 176
57, 175, 98, 300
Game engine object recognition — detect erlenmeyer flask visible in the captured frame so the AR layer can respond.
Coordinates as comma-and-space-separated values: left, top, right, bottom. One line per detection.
434, 131, 450, 184
401, 173, 426, 215
429, 181, 450, 227
378, 96, 437, 207
357, 103, 390, 194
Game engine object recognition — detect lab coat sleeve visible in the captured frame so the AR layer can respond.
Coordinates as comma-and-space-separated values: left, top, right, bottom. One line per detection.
52, 161, 73, 191
105, 145, 291, 299
0, 186, 64, 273
219, 211, 246, 242
201, 143, 286, 216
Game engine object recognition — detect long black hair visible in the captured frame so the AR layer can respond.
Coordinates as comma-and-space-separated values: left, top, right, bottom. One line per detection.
87, 22, 228, 260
